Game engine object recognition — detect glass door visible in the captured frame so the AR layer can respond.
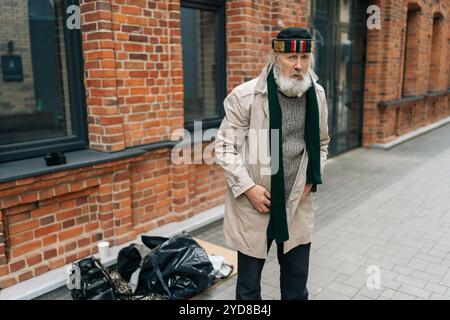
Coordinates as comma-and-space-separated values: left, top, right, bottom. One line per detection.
310, 0, 367, 156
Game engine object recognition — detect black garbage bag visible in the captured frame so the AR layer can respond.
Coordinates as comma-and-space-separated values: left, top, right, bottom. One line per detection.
116, 245, 145, 282
116, 236, 169, 281
141, 235, 168, 250
68, 257, 116, 300
117, 236, 168, 281
139, 232, 215, 299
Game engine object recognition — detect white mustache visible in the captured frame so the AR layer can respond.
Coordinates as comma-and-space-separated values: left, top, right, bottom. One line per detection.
291, 73, 304, 78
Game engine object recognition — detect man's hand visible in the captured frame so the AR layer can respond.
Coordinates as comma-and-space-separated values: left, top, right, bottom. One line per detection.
300, 184, 313, 203
244, 185, 271, 214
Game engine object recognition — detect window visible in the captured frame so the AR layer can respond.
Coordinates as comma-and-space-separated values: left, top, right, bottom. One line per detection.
180, 0, 226, 131
0, 0, 87, 163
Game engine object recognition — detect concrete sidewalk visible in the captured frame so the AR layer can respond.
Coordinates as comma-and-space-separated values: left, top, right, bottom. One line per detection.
37, 123, 450, 300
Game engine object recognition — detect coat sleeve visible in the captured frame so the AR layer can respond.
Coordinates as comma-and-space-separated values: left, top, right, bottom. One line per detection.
312, 86, 330, 193
215, 90, 255, 198
318, 89, 330, 176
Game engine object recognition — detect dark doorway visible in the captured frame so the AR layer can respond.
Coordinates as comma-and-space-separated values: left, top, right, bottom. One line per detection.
310, 0, 368, 156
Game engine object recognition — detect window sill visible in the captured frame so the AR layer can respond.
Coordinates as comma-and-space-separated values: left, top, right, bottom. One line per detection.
378, 90, 449, 109
0, 148, 145, 184
0, 133, 219, 184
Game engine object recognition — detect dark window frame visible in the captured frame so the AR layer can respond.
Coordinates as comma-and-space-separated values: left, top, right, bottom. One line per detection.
181, 0, 226, 132
0, 0, 88, 163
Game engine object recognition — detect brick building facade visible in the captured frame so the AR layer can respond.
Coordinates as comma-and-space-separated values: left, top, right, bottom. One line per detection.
0, 0, 449, 289
364, 0, 449, 146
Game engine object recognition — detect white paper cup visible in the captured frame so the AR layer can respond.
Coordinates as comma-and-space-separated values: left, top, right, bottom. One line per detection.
97, 241, 110, 263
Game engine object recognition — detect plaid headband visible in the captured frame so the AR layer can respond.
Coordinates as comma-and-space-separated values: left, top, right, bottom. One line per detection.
272, 39, 314, 53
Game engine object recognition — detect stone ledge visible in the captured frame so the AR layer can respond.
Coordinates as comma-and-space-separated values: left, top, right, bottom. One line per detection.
371, 116, 450, 150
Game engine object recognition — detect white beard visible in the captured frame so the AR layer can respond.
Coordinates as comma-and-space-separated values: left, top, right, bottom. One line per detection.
273, 63, 312, 97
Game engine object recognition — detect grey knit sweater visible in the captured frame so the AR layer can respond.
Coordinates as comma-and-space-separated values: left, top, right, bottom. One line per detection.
277, 90, 306, 203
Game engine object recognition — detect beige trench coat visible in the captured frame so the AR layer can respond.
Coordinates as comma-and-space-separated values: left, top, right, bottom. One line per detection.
215, 63, 330, 259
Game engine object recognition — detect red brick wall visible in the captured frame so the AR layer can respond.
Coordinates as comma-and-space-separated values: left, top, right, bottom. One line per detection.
81, 0, 184, 152
363, 0, 449, 146
82, 0, 125, 152
0, 159, 133, 287
428, 13, 447, 92
403, 5, 424, 97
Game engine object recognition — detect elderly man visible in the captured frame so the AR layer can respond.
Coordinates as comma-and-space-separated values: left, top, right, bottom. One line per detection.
215, 27, 330, 300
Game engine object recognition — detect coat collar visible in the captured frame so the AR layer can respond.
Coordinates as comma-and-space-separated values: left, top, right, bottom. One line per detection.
254, 65, 320, 95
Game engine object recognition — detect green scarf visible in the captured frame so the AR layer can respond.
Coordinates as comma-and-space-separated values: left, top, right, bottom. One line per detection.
266, 67, 322, 244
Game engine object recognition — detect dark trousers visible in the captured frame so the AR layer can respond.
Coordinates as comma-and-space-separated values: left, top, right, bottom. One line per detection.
236, 239, 311, 300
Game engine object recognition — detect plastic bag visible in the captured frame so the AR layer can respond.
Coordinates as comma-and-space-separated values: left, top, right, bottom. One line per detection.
117, 236, 167, 294
117, 236, 168, 281
67, 257, 115, 300
139, 232, 215, 299
208, 255, 233, 279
